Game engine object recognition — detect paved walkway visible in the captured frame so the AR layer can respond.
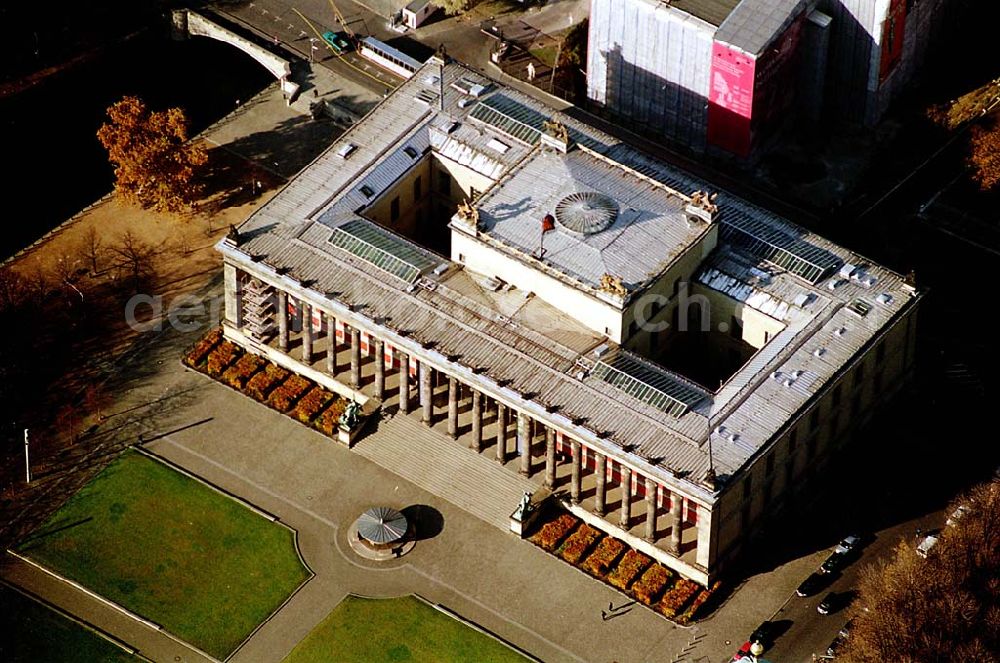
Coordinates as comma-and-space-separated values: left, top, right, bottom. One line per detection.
356, 413, 536, 531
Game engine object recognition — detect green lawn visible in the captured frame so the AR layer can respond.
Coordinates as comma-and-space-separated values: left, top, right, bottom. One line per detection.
16, 451, 310, 659
529, 46, 558, 68
1, 585, 138, 662
284, 595, 527, 663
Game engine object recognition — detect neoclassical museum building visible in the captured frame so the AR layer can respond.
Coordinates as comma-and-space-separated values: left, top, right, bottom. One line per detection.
217, 55, 920, 586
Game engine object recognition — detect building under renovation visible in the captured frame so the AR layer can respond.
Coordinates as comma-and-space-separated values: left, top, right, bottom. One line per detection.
218, 55, 920, 585
586, 0, 950, 157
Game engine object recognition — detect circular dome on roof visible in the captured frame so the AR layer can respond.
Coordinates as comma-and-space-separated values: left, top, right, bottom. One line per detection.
554, 192, 619, 235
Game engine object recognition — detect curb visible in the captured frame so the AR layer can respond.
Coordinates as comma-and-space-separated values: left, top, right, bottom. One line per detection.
416, 594, 545, 663
1, 192, 114, 268
133, 445, 279, 522
5, 549, 163, 632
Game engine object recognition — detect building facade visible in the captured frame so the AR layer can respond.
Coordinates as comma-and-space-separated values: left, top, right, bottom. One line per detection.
586, 0, 951, 158
217, 57, 920, 586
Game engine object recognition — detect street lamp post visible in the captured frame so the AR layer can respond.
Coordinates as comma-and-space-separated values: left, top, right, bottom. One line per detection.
24, 429, 31, 483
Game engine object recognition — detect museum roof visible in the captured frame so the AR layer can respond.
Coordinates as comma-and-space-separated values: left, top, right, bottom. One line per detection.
475, 145, 714, 293
222, 58, 920, 503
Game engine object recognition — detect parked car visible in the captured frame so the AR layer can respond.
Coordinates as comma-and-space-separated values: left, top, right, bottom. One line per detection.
796, 572, 826, 597
834, 534, 862, 554
321, 30, 352, 55
827, 634, 845, 656
916, 534, 940, 558
946, 504, 970, 527
818, 592, 837, 615
821, 551, 850, 574
839, 617, 854, 639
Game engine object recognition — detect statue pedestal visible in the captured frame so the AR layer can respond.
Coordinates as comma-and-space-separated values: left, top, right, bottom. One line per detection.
509, 506, 541, 537
337, 420, 365, 447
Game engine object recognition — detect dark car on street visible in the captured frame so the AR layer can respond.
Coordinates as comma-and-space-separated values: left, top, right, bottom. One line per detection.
827, 634, 845, 656
818, 592, 838, 615
796, 572, 826, 597
834, 534, 862, 554
821, 550, 851, 574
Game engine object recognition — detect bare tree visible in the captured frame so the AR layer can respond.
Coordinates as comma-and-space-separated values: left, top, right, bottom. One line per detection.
110, 231, 156, 288
79, 226, 104, 275
0, 267, 29, 310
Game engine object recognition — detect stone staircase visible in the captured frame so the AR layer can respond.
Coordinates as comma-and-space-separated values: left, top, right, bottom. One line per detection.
354, 413, 536, 531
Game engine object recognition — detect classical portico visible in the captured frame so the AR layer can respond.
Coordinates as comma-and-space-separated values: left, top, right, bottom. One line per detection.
222, 258, 715, 582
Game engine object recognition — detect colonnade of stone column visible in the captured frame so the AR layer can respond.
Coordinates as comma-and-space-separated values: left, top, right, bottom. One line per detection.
261, 284, 707, 563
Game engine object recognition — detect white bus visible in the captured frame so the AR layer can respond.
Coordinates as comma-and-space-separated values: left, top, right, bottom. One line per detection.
358, 37, 423, 79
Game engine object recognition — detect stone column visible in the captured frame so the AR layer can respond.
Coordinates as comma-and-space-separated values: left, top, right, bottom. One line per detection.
374, 339, 385, 400
570, 440, 581, 504
517, 412, 531, 476
325, 313, 336, 375
301, 302, 313, 364
223, 263, 242, 327
594, 454, 607, 516
470, 390, 483, 452
398, 353, 410, 414
350, 327, 361, 387
420, 362, 433, 426
696, 503, 712, 569
277, 290, 289, 351
644, 477, 657, 542
495, 403, 507, 463
447, 376, 458, 438
619, 467, 632, 529
670, 493, 683, 554
544, 428, 556, 488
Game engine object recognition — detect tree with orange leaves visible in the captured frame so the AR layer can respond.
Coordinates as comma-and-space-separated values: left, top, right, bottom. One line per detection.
97, 96, 207, 213
840, 480, 1000, 662
969, 114, 1000, 192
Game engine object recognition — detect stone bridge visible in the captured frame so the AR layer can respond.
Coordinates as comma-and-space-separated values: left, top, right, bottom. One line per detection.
171, 9, 297, 96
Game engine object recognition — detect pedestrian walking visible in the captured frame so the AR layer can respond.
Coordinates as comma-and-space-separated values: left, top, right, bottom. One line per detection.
527, 62, 536, 81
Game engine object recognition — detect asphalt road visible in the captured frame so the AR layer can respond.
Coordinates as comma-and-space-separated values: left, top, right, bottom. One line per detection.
758, 510, 943, 663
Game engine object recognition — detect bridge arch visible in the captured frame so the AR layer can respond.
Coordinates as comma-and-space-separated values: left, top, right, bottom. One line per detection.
172, 9, 292, 82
